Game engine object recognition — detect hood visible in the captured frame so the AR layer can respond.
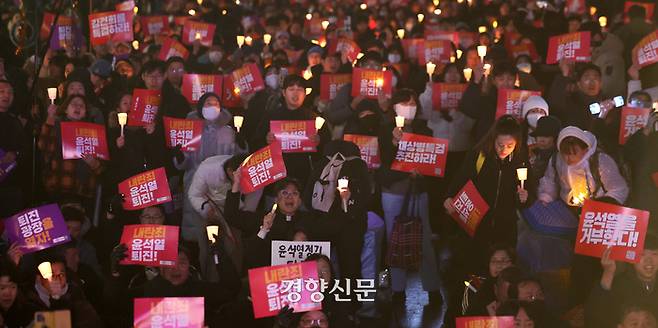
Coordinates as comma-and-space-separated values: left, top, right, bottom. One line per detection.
522, 95, 549, 119
194, 92, 232, 126
323, 140, 362, 158
557, 126, 597, 166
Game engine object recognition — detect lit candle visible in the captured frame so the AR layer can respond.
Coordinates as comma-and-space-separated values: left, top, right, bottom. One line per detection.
263, 33, 272, 45
492, 20, 498, 29
206, 225, 219, 243
599, 16, 607, 28
233, 87, 241, 95
306, 13, 312, 20
357, 52, 365, 59
360, 3, 367, 10
236, 35, 245, 48
117, 113, 128, 137
197, 0, 203, 5
38, 262, 53, 281
337, 177, 349, 212
303, 69, 313, 80
245, 36, 253, 46
456, 49, 463, 59
483, 63, 491, 76
321, 20, 329, 30
426, 61, 436, 76
478, 26, 487, 33
311, 39, 319, 45
477, 45, 487, 62
589, 6, 597, 16
417, 13, 425, 23
433, 0, 439, 6
434, 8, 442, 15
188, 9, 196, 16
395, 116, 405, 128
47, 88, 57, 104
450, 56, 456, 63
132, 40, 139, 50
233, 115, 244, 132
396, 28, 405, 39
306, 87, 312, 95
463, 68, 473, 82
516, 167, 528, 189
315, 116, 325, 130
270, 203, 277, 214
195, 32, 202, 40
464, 280, 477, 292
133, 6, 139, 14
320, 39, 327, 47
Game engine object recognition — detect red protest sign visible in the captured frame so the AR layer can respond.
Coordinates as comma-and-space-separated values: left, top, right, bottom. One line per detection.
419, 40, 453, 65
174, 16, 192, 26
129, 89, 161, 127
239, 144, 287, 193
401, 39, 424, 62
619, 107, 651, 145
432, 83, 467, 111
270, 120, 317, 153
231, 63, 265, 96
134, 297, 204, 328
508, 42, 540, 62
89, 11, 134, 46
119, 224, 179, 267
158, 38, 190, 61
182, 21, 216, 47
495, 89, 542, 120
456, 316, 514, 328
546, 31, 591, 64
343, 134, 381, 169
328, 38, 361, 63
60, 122, 110, 160
625, 1, 655, 23
115, 0, 135, 11
41, 13, 66, 40
248, 261, 322, 319
632, 31, 658, 68
425, 31, 458, 44
391, 133, 448, 177
320, 74, 352, 101
118, 168, 172, 210
140, 16, 169, 37
351, 68, 393, 99
576, 200, 650, 263
450, 180, 490, 237
163, 117, 203, 152
181, 74, 223, 104
221, 75, 242, 107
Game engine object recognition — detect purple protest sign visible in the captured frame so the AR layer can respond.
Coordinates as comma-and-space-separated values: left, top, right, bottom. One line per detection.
49, 24, 83, 51
4, 204, 71, 254
0, 149, 17, 183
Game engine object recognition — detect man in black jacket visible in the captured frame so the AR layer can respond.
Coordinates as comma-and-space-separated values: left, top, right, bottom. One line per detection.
0, 79, 25, 217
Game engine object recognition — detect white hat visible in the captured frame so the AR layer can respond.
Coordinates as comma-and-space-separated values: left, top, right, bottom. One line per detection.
522, 95, 549, 119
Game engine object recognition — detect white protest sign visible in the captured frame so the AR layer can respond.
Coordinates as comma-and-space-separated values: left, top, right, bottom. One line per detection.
271, 240, 331, 266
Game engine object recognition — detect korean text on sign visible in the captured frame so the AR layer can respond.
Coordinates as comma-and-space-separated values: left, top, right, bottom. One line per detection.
158, 38, 190, 61
181, 74, 223, 104
351, 68, 393, 99
163, 117, 203, 152
270, 120, 316, 153
140, 16, 169, 37
239, 144, 287, 193
60, 122, 110, 160
632, 31, 658, 68
420, 40, 452, 65
181, 21, 216, 47
319, 74, 352, 101
248, 262, 322, 319
432, 83, 467, 111
231, 63, 265, 96
495, 89, 542, 120
119, 224, 179, 267
618, 107, 650, 145
343, 134, 381, 169
89, 11, 134, 46
271, 241, 331, 266
456, 316, 515, 328
134, 297, 204, 328
118, 167, 172, 210
546, 31, 591, 64
129, 89, 161, 126
576, 200, 649, 263
391, 133, 448, 177
450, 180, 490, 237
5, 204, 71, 254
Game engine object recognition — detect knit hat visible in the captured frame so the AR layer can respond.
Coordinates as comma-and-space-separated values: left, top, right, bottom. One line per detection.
89, 59, 113, 79
522, 95, 549, 119
531, 116, 562, 138
307, 46, 324, 56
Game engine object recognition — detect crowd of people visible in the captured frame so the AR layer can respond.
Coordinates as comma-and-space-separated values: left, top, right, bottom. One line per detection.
0, 0, 658, 327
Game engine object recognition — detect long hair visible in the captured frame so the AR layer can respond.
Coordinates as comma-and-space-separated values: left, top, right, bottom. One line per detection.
476, 115, 523, 158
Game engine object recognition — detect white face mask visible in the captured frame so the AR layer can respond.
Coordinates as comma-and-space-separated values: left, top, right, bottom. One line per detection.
208, 51, 222, 64
517, 63, 532, 74
388, 54, 401, 64
526, 112, 545, 129
202, 106, 221, 121
394, 104, 416, 120
265, 74, 280, 90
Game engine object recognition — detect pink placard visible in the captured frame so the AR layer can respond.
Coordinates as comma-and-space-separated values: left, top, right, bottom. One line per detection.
119, 224, 179, 267
118, 168, 172, 210
391, 133, 448, 177
134, 297, 204, 328
60, 122, 110, 160
270, 120, 317, 153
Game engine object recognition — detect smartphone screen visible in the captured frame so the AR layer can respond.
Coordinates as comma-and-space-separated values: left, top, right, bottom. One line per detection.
589, 103, 601, 115
536, 1, 548, 8
613, 96, 625, 107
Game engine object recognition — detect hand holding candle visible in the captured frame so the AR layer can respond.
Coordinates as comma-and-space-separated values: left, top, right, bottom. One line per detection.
337, 177, 349, 212
234, 115, 244, 132
117, 113, 128, 137
315, 116, 325, 130
47, 88, 57, 104
395, 116, 405, 128
206, 225, 219, 244
516, 167, 528, 189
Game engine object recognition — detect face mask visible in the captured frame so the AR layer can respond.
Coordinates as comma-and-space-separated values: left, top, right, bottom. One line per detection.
526, 113, 544, 129
388, 54, 401, 64
208, 51, 223, 64
202, 106, 221, 121
265, 74, 280, 89
394, 104, 416, 120
517, 63, 532, 74
359, 114, 378, 132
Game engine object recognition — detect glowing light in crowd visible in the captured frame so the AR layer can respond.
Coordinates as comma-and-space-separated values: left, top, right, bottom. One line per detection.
245, 36, 253, 46
306, 88, 313, 96
360, 3, 367, 10
477, 45, 487, 62
206, 226, 219, 243
197, 0, 203, 5
589, 6, 597, 16
188, 9, 196, 16
463, 68, 473, 82
322, 20, 330, 30
303, 69, 313, 80
311, 39, 319, 45
222, 9, 227, 15
133, 6, 138, 14
483, 63, 491, 76
396, 28, 405, 39
132, 40, 139, 50
456, 49, 463, 59
38, 262, 53, 280
599, 16, 607, 27
306, 13, 312, 20
478, 26, 487, 33
263, 33, 272, 45
433, 0, 439, 6
434, 8, 442, 15
450, 56, 456, 63
395, 116, 405, 128
357, 52, 365, 59
47, 88, 57, 104
118, 113, 128, 137
315, 117, 325, 130
426, 62, 436, 76
236, 35, 245, 47
233, 116, 244, 132
492, 20, 498, 28
517, 168, 528, 189
194, 32, 202, 40
417, 13, 425, 23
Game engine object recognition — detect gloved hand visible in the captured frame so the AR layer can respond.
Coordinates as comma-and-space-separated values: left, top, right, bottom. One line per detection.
110, 244, 128, 275
275, 305, 294, 327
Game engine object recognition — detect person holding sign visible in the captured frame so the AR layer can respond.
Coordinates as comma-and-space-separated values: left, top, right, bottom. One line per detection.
140, 60, 191, 119
586, 235, 658, 328
38, 95, 105, 209
445, 116, 531, 272
378, 88, 442, 306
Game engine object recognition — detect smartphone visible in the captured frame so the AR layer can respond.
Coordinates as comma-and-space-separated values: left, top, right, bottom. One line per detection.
589, 103, 601, 115
613, 96, 625, 107
536, 1, 548, 8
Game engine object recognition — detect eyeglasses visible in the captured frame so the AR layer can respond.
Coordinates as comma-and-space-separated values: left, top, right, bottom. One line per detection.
299, 319, 328, 327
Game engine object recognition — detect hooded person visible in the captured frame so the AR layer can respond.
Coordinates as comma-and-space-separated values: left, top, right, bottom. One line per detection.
537, 126, 629, 208
522, 95, 549, 147
174, 92, 246, 244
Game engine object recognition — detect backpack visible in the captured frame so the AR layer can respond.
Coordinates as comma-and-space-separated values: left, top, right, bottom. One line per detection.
311, 152, 360, 212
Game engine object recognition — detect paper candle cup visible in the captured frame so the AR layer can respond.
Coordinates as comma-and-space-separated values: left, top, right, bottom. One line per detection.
236, 35, 245, 47
270, 203, 277, 214
38, 262, 53, 280
357, 52, 365, 59
516, 168, 528, 181
478, 26, 487, 33
395, 116, 405, 128
195, 32, 202, 40
456, 49, 463, 59
396, 28, 405, 39
263, 34, 272, 45
306, 88, 312, 95
598, 16, 607, 28
321, 21, 329, 30
315, 116, 325, 130
303, 69, 313, 80
483, 63, 491, 75
132, 40, 140, 50
338, 178, 349, 189
463, 68, 473, 82
477, 45, 487, 59
426, 62, 436, 76
117, 113, 128, 126
206, 225, 219, 243
47, 88, 57, 103
233, 115, 244, 132
417, 14, 424, 23
245, 36, 253, 46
